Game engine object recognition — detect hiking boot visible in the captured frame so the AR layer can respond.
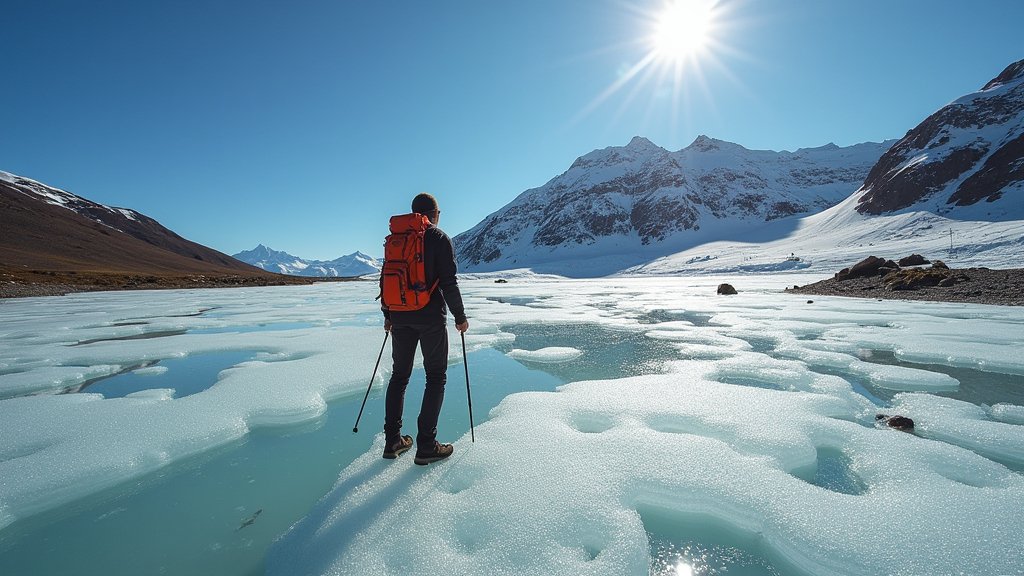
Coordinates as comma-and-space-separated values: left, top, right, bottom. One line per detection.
414, 441, 454, 466
383, 435, 413, 459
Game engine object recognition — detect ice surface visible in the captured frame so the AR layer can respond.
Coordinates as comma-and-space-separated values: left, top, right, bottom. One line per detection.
265, 276, 1024, 576
506, 346, 583, 363
0, 284, 496, 530
125, 388, 175, 401
989, 403, 1024, 425
270, 366, 1023, 576
0, 365, 122, 398
890, 393, 1024, 469
131, 366, 169, 376
3, 277, 1024, 575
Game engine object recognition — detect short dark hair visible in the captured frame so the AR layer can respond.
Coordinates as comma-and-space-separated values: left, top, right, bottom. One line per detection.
411, 192, 439, 215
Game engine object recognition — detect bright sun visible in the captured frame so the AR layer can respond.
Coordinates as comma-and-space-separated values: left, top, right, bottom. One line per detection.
573, 0, 733, 126
653, 0, 715, 62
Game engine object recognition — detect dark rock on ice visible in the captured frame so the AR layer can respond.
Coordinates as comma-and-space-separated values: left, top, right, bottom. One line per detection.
875, 414, 915, 431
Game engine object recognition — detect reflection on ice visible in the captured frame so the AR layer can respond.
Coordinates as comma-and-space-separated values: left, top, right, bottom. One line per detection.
648, 525, 783, 576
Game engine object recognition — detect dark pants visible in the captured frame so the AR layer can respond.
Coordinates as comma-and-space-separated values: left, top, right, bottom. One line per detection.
384, 323, 448, 452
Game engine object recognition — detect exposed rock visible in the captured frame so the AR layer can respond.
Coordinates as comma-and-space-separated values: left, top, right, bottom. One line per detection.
876, 414, 915, 431
717, 283, 737, 295
949, 132, 1024, 206
786, 259, 1024, 306
886, 267, 950, 291
878, 260, 900, 276
898, 254, 929, 267
494, 278, 508, 284
839, 256, 886, 280
932, 260, 950, 270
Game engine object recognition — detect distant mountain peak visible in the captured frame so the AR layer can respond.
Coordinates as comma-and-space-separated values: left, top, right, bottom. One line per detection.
233, 245, 380, 277
683, 134, 747, 154
805, 142, 840, 152
625, 136, 659, 150
688, 134, 716, 147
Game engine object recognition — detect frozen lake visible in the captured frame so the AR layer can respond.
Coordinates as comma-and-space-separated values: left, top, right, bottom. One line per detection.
1, 276, 1022, 575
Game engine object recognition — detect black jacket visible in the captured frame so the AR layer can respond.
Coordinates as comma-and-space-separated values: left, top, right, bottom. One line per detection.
381, 225, 467, 325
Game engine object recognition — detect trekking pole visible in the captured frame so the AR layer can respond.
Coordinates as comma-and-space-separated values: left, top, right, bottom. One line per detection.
353, 331, 389, 433
461, 331, 475, 442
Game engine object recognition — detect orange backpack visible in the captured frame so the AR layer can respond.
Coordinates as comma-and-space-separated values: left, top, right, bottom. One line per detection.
379, 213, 439, 312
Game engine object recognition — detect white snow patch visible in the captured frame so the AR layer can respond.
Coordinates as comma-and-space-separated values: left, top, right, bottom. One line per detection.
507, 347, 584, 363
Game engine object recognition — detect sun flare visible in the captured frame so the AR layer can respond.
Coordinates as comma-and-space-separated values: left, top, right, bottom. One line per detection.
652, 0, 715, 61
571, 0, 735, 129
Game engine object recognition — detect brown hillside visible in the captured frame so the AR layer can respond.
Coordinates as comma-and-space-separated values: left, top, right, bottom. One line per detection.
1, 174, 313, 296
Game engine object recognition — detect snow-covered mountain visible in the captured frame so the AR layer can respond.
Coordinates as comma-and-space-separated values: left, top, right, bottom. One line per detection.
233, 244, 380, 277
454, 135, 894, 275
596, 61, 1024, 277
856, 59, 1024, 220
456, 60, 1024, 278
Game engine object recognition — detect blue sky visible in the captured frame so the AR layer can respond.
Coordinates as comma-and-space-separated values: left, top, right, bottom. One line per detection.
3, 0, 1021, 260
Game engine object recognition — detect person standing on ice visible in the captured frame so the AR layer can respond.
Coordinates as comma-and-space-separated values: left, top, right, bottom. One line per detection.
379, 192, 469, 465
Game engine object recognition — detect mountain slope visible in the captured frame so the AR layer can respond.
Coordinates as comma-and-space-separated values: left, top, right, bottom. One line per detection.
233, 245, 381, 277
0, 170, 293, 284
856, 59, 1024, 219
624, 61, 1024, 277
455, 136, 893, 275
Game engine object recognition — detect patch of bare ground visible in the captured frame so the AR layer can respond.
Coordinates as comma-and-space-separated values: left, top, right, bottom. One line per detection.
0, 267, 365, 299
786, 255, 1024, 306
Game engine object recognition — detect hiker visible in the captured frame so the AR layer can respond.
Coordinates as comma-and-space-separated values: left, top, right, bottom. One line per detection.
380, 193, 469, 465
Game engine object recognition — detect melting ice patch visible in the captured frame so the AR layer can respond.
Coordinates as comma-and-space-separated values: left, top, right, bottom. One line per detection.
507, 346, 584, 363
131, 366, 169, 376
269, 363, 1023, 576
990, 403, 1024, 425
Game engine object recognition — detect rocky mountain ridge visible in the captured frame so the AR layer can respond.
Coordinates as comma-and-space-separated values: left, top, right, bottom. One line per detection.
856, 59, 1024, 218
455, 135, 894, 272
